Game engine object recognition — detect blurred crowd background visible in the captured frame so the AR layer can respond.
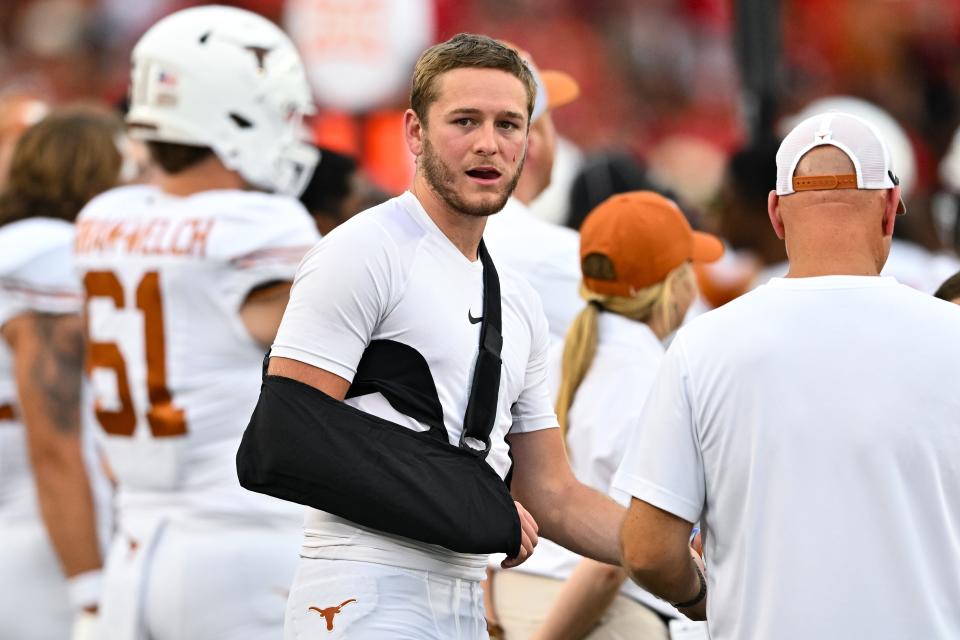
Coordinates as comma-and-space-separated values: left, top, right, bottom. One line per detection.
3, 0, 960, 300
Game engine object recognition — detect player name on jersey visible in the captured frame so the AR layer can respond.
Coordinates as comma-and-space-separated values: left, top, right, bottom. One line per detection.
75, 217, 215, 258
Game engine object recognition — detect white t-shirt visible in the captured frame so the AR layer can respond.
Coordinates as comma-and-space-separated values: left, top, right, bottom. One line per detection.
527, 136, 583, 226
484, 196, 582, 343
272, 190, 558, 580
614, 275, 960, 640
0, 218, 85, 521
74, 185, 320, 524
511, 312, 680, 617
752, 241, 960, 294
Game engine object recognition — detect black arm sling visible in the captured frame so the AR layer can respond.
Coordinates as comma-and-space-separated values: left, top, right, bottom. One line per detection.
236, 241, 521, 556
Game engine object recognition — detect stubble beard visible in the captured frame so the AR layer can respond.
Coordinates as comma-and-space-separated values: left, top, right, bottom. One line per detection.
421, 137, 524, 218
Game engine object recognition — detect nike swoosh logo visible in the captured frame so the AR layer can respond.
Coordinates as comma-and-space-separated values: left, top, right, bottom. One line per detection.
468, 310, 483, 324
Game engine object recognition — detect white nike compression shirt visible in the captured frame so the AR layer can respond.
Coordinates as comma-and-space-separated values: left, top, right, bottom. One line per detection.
272, 191, 559, 580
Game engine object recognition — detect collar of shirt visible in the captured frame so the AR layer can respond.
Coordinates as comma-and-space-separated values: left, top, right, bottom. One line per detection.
597, 310, 663, 354
763, 275, 900, 290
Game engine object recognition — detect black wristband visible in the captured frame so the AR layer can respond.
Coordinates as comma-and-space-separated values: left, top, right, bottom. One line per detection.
671, 562, 707, 609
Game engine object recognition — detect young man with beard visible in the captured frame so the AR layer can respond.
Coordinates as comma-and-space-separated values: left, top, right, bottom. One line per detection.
242, 34, 625, 639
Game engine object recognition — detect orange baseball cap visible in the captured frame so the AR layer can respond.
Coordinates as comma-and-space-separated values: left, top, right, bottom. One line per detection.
580, 191, 724, 296
540, 69, 579, 111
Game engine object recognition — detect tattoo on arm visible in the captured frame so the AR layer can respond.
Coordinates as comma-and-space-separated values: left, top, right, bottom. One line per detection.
28, 313, 84, 434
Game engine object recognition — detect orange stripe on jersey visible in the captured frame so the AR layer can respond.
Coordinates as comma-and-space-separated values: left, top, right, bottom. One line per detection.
0, 404, 15, 421
0, 280, 82, 301
230, 245, 314, 268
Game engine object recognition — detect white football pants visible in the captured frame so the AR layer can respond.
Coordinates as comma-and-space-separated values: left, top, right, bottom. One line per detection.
284, 558, 488, 639
98, 514, 300, 640
0, 516, 72, 639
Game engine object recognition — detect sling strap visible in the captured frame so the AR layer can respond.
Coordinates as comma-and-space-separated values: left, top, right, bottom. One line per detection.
338, 239, 504, 455
460, 240, 503, 457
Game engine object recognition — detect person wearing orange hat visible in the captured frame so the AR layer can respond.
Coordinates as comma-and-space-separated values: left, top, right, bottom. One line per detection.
484, 47, 583, 343
490, 191, 722, 640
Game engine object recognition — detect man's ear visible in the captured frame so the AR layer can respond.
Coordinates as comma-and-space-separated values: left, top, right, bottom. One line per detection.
404, 109, 425, 157
881, 185, 900, 238
767, 190, 786, 240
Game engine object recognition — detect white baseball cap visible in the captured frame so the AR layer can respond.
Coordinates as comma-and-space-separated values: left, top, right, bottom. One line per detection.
776, 111, 906, 215
781, 96, 916, 199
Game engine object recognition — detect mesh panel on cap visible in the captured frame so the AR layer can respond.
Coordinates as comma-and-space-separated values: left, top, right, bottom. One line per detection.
776, 112, 893, 195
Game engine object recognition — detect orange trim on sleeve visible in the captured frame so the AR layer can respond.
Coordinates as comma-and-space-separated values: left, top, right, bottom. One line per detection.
230, 245, 315, 268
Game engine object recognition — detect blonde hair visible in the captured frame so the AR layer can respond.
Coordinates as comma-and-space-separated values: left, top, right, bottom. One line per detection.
410, 33, 536, 126
555, 259, 693, 441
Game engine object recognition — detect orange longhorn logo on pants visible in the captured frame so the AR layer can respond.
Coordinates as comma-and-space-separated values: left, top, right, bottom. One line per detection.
308, 599, 357, 631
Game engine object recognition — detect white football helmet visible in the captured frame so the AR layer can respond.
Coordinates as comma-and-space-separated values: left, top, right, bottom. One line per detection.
127, 5, 317, 196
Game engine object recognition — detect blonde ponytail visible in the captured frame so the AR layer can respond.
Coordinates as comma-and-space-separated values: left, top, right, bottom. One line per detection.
555, 261, 693, 444
556, 301, 601, 440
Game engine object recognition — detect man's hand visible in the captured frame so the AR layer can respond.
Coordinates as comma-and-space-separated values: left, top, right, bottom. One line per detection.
690, 529, 703, 557
676, 531, 707, 620
501, 501, 538, 568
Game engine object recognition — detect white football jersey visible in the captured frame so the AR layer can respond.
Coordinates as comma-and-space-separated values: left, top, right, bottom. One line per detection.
0, 218, 84, 520
74, 185, 320, 523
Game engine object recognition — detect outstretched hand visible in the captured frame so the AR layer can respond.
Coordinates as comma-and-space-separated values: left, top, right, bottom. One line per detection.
501, 501, 539, 568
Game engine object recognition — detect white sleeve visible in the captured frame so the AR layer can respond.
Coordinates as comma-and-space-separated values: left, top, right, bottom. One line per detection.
509, 294, 559, 434
0, 240, 82, 328
207, 197, 321, 311
271, 220, 401, 383
612, 335, 705, 523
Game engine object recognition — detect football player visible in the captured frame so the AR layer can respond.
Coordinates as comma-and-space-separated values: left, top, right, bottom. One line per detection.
0, 108, 122, 640
74, 6, 320, 639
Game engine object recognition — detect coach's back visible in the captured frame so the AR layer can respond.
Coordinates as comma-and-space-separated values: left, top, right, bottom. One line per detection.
615, 111, 960, 637
674, 275, 960, 638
